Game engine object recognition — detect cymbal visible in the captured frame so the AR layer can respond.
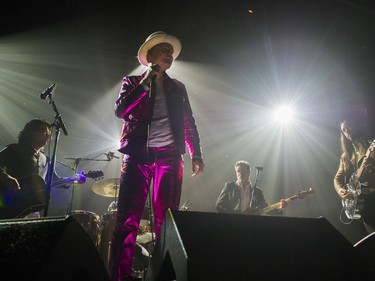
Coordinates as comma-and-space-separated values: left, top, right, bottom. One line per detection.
91, 178, 120, 197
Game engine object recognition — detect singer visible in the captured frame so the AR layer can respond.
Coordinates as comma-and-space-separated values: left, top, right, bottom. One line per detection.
216, 160, 287, 215
110, 31, 204, 281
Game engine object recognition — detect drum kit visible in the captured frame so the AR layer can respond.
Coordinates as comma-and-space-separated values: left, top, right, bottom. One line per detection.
68, 178, 155, 276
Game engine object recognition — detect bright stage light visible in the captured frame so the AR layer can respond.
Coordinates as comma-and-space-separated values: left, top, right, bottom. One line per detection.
273, 105, 295, 124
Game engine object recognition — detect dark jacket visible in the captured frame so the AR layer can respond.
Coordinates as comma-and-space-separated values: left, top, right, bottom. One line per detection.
0, 144, 47, 179
114, 73, 202, 159
0, 144, 49, 219
216, 181, 268, 214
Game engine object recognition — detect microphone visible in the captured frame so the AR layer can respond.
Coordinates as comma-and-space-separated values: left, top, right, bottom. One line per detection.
40, 83, 56, 100
105, 151, 119, 160
148, 63, 159, 81
255, 166, 263, 171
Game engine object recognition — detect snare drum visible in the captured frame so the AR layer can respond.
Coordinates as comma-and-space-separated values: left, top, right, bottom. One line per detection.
69, 210, 101, 247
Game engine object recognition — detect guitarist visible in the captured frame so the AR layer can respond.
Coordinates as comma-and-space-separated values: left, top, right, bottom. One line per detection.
334, 119, 375, 233
0, 119, 52, 219
216, 160, 287, 215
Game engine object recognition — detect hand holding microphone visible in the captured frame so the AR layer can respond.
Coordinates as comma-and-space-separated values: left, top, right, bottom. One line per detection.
141, 63, 160, 86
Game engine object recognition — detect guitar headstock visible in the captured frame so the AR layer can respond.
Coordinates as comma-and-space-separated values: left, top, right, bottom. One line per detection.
86, 170, 104, 181
369, 139, 375, 152
295, 188, 315, 199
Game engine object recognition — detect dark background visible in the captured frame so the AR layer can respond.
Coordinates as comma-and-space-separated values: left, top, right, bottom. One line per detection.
1, 0, 375, 244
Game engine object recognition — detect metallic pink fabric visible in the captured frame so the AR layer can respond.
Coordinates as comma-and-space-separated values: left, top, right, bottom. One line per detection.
109, 145, 183, 281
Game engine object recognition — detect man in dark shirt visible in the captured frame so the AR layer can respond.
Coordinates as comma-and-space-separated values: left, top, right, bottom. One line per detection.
0, 119, 52, 219
216, 160, 287, 215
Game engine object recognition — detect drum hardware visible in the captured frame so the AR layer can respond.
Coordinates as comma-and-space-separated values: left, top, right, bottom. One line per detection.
179, 199, 191, 211
107, 200, 118, 212
139, 219, 151, 233
136, 232, 155, 244
98, 210, 117, 272
133, 243, 151, 278
91, 178, 120, 198
68, 210, 101, 247
97, 202, 156, 275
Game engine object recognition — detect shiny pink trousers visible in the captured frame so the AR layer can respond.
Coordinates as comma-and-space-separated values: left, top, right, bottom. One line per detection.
109, 145, 183, 281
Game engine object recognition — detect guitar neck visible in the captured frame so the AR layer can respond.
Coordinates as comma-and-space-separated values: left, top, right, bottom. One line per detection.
262, 196, 295, 214
52, 176, 81, 188
354, 140, 375, 185
261, 189, 315, 214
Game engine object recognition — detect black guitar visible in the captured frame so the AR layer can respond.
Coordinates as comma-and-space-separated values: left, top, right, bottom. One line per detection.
0, 170, 103, 219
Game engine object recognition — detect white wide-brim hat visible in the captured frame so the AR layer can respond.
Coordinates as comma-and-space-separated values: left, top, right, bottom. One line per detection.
137, 31, 181, 66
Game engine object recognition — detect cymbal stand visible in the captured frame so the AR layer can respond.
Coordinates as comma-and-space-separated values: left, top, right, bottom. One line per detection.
65, 157, 81, 215
106, 184, 119, 211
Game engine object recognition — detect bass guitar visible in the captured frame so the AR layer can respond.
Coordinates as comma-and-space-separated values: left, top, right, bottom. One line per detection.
0, 170, 104, 219
342, 139, 375, 220
242, 188, 315, 215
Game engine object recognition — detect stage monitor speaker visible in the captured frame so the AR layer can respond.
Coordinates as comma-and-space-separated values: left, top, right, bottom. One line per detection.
0, 215, 110, 281
145, 210, 370, 281
354, 232, 375, 277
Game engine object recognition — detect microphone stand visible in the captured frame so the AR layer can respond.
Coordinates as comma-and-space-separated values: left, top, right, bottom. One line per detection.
249, 168, 262, 214
145, 76, 156, 275
43, 90, 68, 217
64, 153, 116, 214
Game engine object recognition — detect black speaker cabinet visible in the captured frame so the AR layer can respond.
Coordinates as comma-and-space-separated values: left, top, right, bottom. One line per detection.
145, 210, 370, 281
0, 215, 110, 281
354, 232, 375, 277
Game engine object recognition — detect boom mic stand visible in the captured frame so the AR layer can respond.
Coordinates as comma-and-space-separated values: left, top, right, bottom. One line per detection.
64, 152, 117, 214
42, 84, 68, 217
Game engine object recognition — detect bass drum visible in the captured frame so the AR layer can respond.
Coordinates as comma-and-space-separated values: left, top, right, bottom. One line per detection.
69, 210, 101, 247
99, 210, 117, 272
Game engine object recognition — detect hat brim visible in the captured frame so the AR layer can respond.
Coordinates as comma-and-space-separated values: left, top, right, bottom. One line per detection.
137, 34, 181, 66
